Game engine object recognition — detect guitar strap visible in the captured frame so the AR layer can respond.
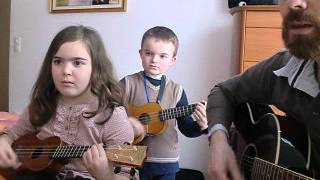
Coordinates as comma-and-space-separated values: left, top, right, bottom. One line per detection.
143, 73, 166, 103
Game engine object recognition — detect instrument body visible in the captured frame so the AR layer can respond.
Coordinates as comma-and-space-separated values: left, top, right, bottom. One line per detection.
0, 133, 147, 179
128, 102, 196, 144
235, 103, 318, 180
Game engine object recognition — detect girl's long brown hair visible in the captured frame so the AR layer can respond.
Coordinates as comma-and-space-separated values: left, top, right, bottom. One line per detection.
29, 25, 123, 126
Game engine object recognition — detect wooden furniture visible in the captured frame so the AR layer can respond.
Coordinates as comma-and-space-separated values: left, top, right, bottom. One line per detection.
232, 5, 285, 115
232, 5, 284, 72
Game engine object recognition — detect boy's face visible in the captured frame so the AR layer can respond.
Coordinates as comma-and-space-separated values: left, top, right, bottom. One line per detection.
139, 37, 176, 75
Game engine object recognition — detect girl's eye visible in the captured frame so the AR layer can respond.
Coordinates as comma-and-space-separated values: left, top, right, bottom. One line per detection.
73, 60, 83, 67
52, 59, 61, 65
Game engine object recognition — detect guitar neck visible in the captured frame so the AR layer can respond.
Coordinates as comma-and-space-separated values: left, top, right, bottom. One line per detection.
159, 104, 196, 121
252, 158, 315, 180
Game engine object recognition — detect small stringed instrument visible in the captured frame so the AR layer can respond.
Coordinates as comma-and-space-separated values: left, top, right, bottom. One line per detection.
128, 102, 196, 144
235, 103, 318, 180
0, 133, 147, 180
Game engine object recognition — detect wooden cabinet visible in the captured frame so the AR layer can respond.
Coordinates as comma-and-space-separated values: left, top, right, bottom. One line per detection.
232, 5, 284, 72
232, 5, 285, 115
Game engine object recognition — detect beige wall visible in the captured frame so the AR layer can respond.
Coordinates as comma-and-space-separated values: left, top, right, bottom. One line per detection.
0, 0, 10, 111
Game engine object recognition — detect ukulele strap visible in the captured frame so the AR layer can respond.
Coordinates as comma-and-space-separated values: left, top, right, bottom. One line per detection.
143, 73, 166, 104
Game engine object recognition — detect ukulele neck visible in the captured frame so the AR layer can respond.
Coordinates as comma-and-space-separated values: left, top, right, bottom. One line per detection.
160, 104, 196, 121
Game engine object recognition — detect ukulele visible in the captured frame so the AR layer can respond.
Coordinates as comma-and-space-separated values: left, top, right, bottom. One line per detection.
235, 103, 318, 180
0, 133, 147, 179
128, 102, 196, 144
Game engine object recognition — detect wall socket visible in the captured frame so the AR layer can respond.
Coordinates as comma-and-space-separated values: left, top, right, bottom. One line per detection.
14, 37, 22, 53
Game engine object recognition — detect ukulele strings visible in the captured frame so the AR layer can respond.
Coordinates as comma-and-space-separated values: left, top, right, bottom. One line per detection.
14, 145, 138, 156
137, 105, 196, 124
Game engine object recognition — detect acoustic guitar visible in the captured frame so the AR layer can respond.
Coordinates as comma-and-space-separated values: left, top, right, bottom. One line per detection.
235, 103, 318, 180
0, 133, 147, 180
128, 102, 196, 144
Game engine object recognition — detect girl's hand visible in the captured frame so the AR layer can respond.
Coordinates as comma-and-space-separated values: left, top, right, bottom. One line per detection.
83, 144, 114, 180
128, 117, 145, 140
0, 134, 20, 168
193, 100, 208, 130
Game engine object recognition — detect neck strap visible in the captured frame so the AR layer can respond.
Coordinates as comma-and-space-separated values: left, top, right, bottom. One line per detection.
143, 73, 166, 103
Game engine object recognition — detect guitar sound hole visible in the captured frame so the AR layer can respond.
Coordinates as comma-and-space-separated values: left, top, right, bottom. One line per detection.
31, 148, 43, 159
241, 145, 257, 180
139, 113, 151, 125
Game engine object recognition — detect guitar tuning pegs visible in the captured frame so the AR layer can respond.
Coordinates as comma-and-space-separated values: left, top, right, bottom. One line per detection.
130, 168, 136, 177
114, 166, 122, 174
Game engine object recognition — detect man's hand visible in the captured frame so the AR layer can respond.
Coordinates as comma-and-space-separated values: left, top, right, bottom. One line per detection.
208, 130, 242, 180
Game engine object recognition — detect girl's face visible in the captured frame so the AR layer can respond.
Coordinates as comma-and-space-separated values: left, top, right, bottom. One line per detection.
51, 40, 92, 104
139, 37, 176, 76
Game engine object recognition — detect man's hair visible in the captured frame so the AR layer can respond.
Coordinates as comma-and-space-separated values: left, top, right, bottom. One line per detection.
141, 26, 179, 56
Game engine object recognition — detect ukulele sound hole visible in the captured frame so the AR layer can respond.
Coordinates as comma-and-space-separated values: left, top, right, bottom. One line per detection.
139, 113, 151, 125
31, 148, 43, 159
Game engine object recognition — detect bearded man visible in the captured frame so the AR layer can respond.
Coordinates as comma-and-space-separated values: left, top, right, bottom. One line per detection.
207, 0, 320, 179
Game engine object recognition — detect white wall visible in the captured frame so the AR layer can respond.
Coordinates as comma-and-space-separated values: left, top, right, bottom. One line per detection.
9, 0, 240, 178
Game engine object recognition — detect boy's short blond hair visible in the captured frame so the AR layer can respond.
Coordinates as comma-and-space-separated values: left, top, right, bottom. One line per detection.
141, 26, 179, 56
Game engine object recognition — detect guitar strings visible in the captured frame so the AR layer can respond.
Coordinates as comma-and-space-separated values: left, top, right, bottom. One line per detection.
239, 154, 314, 180
240, 154, 255, 174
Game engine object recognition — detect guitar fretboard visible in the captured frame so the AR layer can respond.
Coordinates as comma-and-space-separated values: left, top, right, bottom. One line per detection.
251, 158, 315, 180
159, 104, 196, 121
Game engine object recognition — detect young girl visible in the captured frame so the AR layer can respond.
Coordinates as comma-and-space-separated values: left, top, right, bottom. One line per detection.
0, 25, 134, 180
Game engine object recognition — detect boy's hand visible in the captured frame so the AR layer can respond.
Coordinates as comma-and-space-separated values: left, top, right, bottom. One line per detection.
193, 100, 208, 130
128, 117, 146, 139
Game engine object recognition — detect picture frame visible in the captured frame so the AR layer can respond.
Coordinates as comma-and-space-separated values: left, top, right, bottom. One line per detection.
49, 0, 127, 13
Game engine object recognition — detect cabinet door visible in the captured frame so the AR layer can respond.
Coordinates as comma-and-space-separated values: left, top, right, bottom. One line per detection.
244, 28, 283, 62
246, 11, 282, 28
243, 61, 259, 72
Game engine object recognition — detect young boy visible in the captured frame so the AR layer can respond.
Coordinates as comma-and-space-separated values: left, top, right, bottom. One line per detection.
120, 26, 208, 180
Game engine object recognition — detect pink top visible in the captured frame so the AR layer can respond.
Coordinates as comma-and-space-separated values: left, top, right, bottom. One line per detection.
4, 98, 135, 179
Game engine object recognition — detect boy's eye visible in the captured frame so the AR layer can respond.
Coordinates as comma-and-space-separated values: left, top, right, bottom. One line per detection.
145, 52, 152, 56
160, 54, 168, 59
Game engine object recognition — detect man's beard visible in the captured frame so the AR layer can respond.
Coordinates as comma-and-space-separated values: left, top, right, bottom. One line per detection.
282, 10, 320, 61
